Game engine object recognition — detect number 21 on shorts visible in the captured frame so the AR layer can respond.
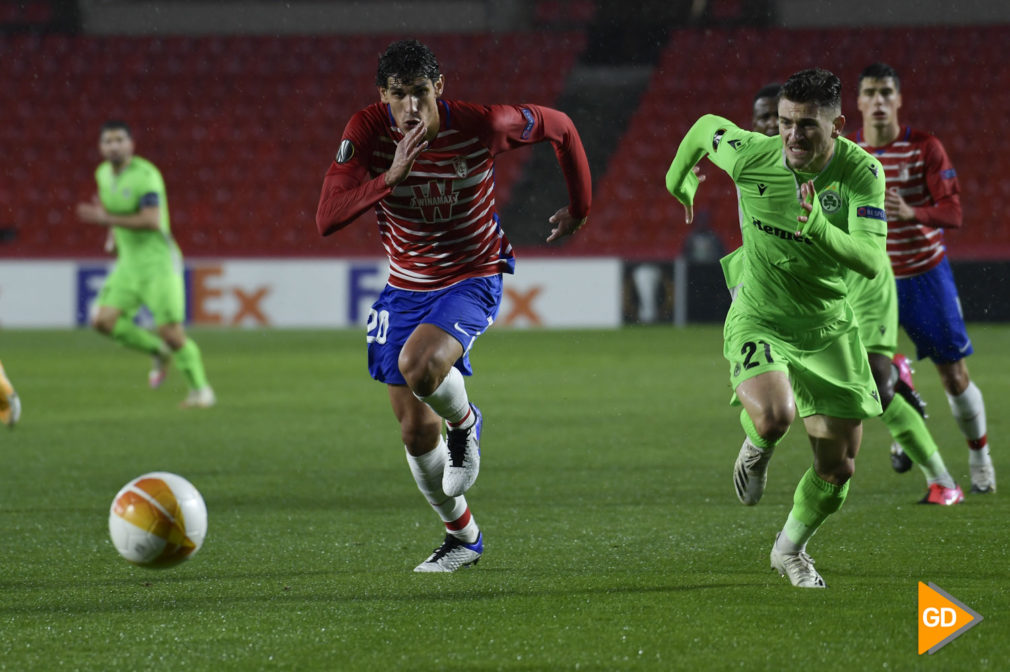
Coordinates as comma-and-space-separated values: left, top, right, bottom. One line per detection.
733, 339, 775, 378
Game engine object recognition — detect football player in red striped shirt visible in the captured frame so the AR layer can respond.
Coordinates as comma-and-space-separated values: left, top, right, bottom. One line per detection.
850, 62, 995, 494
316, 40, 592, 571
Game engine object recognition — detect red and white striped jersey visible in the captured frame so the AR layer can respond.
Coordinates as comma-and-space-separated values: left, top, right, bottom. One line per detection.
317, 99, 591, 291
849, 126, 962, 278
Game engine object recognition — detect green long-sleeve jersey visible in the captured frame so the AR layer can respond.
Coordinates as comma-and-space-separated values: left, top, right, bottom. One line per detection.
667, 115, 887, 328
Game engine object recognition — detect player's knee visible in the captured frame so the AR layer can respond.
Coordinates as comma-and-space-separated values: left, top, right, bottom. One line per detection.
753, 404, 794, 441
815, 456, 855, 486
91, 314, 115, 335
398, 351, 440, 397
159, 327, 186, 351
165, 337, 186, 351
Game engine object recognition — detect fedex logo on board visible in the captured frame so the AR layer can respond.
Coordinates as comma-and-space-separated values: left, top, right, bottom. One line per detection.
74, 262, 395, 328
75, 265, 272, 327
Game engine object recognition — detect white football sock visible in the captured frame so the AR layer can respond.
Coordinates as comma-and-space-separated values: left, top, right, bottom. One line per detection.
405, 441, 478, 544
445, 507, 480, 544
946, 381, 987, 443
417, 366, 473, 427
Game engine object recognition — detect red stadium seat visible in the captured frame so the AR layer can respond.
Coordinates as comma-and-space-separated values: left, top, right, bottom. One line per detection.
3, 28, 1007, 259
578, 25, 1010, 260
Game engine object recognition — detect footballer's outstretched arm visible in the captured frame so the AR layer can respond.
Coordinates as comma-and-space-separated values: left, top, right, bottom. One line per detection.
666, 114, 735, 223
536, 106, 592, 223
483, 104, 591, 241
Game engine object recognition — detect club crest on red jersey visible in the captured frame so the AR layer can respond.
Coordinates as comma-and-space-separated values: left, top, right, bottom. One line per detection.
452, 156, 468, 178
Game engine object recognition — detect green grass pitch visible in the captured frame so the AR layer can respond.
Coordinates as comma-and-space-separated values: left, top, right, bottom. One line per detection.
1, 326, 1007, 670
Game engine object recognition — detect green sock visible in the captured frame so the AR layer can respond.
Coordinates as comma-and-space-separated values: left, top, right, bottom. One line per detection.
919, 452, 955, 488
740, 409, 787, 451
780, 468, 848, 552
881, 396, 954, 487
174, 339, 210, 390
111, 317, 164, 355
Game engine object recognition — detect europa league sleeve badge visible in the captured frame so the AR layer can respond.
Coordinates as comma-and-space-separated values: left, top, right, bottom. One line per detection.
336, 139, 355, 164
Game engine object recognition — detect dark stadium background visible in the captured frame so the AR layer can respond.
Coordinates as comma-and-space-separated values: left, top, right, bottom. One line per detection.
3, 0, 1009, 320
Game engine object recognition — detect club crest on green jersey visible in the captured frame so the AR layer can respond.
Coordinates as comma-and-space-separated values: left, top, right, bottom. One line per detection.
818, 190, 841, 214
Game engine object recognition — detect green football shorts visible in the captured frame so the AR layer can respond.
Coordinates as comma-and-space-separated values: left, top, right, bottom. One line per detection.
724, 302, 882, 420
98, 265, 186, 326
846, 264, 898, 357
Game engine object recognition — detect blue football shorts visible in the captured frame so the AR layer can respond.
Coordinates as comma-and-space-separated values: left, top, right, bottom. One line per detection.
366, 275, 503, 385
896, 257, 973, 364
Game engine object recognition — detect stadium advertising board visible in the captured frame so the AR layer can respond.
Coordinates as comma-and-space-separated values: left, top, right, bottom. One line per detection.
0, 262, 78, 327
0, 259, 621, 328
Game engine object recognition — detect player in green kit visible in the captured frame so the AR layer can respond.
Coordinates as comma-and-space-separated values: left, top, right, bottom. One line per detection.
75, 120, 214, 408
667, 69, 886, 588
747, 84, 963, 505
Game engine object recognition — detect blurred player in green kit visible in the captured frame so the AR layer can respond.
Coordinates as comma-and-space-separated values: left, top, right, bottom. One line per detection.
76, 121, 215, 408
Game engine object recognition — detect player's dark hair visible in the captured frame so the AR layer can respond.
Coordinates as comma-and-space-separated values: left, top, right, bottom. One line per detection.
100, 120, 132, 137
754, 82, 782, 103
376, 40, 441, 88
781, 68, 841, 112
859, 62, 901, 91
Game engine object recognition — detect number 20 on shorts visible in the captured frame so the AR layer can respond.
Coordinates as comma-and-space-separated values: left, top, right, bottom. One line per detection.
367, 309, 390, 344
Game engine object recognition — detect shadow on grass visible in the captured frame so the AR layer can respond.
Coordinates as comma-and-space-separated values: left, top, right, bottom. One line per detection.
0, 577, 746, 616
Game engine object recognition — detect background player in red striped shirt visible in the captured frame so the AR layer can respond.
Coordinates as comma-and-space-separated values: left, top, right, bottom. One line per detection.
316, 40, 591, 572
850, 62, 995, 494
